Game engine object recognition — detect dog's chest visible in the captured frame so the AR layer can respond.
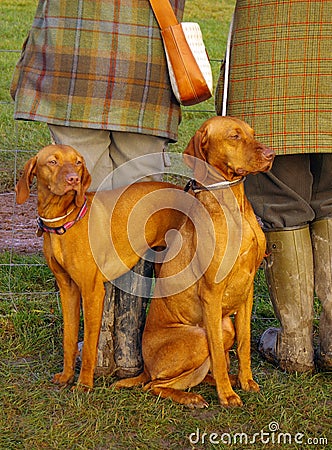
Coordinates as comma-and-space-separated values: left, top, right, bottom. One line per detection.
220, 215, 265, 313
45, 224, 95, 274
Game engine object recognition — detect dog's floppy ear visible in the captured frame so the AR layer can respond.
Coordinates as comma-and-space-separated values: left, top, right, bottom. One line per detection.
75, 159, 92, 207
15, 156, 38, 204
183, 128, 209, 183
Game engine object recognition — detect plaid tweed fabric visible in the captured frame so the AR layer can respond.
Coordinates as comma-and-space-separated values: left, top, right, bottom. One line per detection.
215, 0, 332, 155
11, 0, 185, 141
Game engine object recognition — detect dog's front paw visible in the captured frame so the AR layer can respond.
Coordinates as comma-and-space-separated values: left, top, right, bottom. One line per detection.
52, 371, 75, 387
71, 382, 92, 393
219, 391, 243, 407
239, 377, 260, 392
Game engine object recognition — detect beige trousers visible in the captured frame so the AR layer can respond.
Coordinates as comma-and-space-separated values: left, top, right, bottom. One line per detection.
48, 125, 170, 190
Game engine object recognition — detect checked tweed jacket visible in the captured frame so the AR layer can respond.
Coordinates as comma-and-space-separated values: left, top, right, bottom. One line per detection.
216, 0, 332, 155
11, 0, 185, 142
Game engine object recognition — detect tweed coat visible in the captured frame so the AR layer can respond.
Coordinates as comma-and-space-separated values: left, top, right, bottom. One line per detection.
215, 0, 332, 155
11, 0, 185, 142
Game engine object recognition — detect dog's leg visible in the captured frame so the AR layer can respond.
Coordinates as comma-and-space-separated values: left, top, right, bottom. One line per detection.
76, 280, 106, 390
201, 299, 243, 407
143, 325, 210, 408
234, 286, 259, 392
52, 274, 81, 387
145, 369, 209, 409
144, 356, 210, 409
202, 315, 236, 386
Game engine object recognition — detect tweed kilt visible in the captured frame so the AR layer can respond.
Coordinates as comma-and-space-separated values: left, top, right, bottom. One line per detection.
215, 0, 332, 155
11, 0, 185, 141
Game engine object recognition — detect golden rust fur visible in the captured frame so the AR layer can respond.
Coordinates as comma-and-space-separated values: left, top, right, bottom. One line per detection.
115, 116, 275, 408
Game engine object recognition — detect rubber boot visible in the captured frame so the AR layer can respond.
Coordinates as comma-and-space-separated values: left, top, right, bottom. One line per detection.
113, 258, 154, 378
310, 218, 332, 370
259, 225, 315, 372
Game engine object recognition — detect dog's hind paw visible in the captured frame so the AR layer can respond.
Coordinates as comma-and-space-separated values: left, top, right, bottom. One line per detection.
228, 374, 238, 387
180, 393, 209, 409
149, 386, 209, 408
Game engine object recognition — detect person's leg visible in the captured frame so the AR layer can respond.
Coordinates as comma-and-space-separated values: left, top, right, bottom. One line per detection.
108, 131, 170, 188
310, 154, 332, 369
260, 225, 315, 372
48, 126, 170, 190
112, 258, 154, 377
311, 218, 332, 369
245, 155, 315, 372
245, 154, 315, 229
107, 132, 170, 376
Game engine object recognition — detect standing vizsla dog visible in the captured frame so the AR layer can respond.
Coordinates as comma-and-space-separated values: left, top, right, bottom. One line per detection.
115, 116, 275, 408
15, 144, 187, 390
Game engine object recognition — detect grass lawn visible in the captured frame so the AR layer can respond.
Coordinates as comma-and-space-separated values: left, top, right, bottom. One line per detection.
0, 1, 331, 449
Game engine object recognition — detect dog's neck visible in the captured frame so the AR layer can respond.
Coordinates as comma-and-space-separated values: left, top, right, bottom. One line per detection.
38, 206, 75, 223
37, 187, 79, 220
185, 177, 245, 194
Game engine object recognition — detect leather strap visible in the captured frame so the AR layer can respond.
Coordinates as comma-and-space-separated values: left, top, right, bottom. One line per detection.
222, 14, 234, 116
148, 0, 179, 29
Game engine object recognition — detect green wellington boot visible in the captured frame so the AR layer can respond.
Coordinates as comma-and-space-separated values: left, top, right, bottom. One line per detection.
259, 225, 315, 372
311, 218, 332, 370
95, 258, 153, 379
113, 258, 154, 378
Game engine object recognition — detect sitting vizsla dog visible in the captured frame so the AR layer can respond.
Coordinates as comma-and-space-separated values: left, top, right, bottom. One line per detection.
15, 144, 188, 390
115, 116, 275, 408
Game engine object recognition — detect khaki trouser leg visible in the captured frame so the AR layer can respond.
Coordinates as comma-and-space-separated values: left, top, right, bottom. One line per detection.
48, 125, 169, 190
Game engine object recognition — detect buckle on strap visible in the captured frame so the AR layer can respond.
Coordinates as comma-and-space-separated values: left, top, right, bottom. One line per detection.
37, 197, 88, 236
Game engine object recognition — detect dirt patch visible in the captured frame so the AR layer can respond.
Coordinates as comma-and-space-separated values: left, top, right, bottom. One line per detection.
1, 192, 43, 254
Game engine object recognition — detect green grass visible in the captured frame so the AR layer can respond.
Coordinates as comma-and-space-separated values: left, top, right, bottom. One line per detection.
0, 1, 331, 449
1, 259, 331, 449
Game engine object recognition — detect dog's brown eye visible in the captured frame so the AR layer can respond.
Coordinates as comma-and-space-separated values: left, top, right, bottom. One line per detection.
230, 134, 240, 140
76, 160, 82, 166
48, 159, 57, 166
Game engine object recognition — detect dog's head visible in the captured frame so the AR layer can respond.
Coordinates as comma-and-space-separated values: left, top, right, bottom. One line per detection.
183, 116, 275, 183
15, 145, 91, 207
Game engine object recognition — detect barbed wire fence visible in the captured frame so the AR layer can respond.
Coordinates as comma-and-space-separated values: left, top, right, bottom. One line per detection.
0, 52, 275, 327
